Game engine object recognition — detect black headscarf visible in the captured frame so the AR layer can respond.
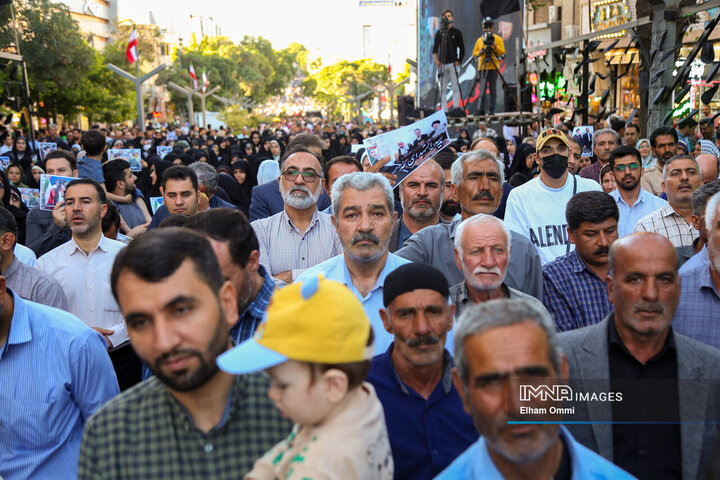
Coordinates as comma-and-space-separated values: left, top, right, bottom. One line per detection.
507, 143, 536, 181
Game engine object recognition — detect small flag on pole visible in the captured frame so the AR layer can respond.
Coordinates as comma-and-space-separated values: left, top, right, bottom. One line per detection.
202, 71, 209, 93
189, 64, 198, 89
126, 27, 138, 64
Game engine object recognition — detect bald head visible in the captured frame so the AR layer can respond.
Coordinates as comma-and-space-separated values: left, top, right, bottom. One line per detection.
471, 138, 500, 155
608, 232, 677, 279
696, 153, 719, 185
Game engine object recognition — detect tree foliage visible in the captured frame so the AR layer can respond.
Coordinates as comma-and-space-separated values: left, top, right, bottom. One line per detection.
0, 0, 96, 119
158, 35, 307, 114
302, 59, 390, 118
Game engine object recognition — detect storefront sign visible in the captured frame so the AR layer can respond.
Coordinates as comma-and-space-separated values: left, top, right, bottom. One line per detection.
591, 0, 632, 34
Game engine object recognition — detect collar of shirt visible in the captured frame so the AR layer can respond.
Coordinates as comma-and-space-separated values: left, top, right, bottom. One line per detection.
0, 289, 30, 358
242, 264, 275, 321
66, 234, 112, 257
610, 188, 647, 208
340, 253, 400, 300
383, 343, 454, 396
166, 373, 239, 434
566, 249, 605, 281
281, 207, 320, 235
3, 255, 20, 279
661, 204, 689, 224
458, 281, 509, 304
608, 313, 676, 362
694, 261, 720, 296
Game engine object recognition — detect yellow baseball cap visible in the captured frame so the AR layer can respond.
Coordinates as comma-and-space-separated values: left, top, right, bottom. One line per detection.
217, 275, 373, 374
536, 128, 569, 151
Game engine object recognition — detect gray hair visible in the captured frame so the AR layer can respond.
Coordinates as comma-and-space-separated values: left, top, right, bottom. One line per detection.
189, 162, 218, 191
453, 299, 563, 385
454, 214, 512, 254
706, 191, 720, 233
692, 181, 720, 216
331, 172, 394, 218
662, 154, 701, 182
450, 149, 505, 186
592, 128, 618, 147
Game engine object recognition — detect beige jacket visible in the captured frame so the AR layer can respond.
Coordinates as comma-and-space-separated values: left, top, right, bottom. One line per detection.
640, 164, 664, 196
246, 382, 393, 480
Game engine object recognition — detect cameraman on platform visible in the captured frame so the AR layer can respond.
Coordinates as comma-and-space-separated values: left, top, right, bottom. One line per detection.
433, 9, 465, 112
472, 17, 505, 115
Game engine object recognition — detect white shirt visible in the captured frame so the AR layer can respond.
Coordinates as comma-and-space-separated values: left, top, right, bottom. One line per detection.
36, 234, 128, 346
504, 174, 602, 264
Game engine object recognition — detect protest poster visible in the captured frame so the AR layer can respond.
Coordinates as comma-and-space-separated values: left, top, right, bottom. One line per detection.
0, 157, 9, 169
38, 142, 57, 161
108, 148, 142, 172
362, 110, 451, 187
19, 188, 40, 209
150, 197, 164, 214
572, 126, 594, 157
39, 174, 77, 211
157, 146, 172, 159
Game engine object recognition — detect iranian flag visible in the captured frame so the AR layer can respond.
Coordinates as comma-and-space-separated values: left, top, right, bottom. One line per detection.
126, 27, 138, 64
202, 71, 209, 93
189, 64, 198, 89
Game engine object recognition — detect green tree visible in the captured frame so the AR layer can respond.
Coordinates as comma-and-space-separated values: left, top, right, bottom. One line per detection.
303, 59, 390, 119
0, 0, 96, 120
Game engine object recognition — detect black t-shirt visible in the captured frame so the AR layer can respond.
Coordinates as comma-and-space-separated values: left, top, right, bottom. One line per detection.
554, 435, 572, 480
433, 26, 465, 64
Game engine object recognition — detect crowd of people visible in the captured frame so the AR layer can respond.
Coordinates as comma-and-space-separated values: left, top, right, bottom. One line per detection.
1, 110, 720, 480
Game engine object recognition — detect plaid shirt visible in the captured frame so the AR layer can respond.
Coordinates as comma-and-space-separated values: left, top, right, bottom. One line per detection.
450, 281, 546, 318
230, 265, 277, 344
542, 250, 611, 331
78, 374, 292, 480
633, 205, 699, 248
674, 263, 720, 349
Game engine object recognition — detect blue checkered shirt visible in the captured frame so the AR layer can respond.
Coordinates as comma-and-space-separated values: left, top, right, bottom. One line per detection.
674, 263, 720, 349
542, 250, 612, 331
229, 265, 277, 344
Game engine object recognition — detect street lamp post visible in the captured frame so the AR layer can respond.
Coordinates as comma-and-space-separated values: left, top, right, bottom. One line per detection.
107, 63, 168, 127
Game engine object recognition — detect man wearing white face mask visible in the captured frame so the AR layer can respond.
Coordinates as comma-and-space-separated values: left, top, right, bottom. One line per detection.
450, 213, 548, 317
251, 148, 342, 284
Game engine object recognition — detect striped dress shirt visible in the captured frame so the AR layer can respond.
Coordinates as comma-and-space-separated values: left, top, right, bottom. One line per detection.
252, 208, 343, 281
0, 291, 119, 479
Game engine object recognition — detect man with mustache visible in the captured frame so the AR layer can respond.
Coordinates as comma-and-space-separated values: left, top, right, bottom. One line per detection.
296, 172, 410, 352
634, 154, 701, 248
641, 126, 678, 196
607, 145, 667, 237
396, 149, 542, 299
390, 160, 446, 252
251, 148, 341, 283
451, 214, 547, 317
559, 232, 720, 480
505, 129, 602, 264
366, 263, 476, 480
437, 299, 635, 479
78, 228, 291, 479
543, 191, 619, 331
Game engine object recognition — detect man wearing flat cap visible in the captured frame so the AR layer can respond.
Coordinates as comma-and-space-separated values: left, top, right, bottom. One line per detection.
367, 263, 476, 480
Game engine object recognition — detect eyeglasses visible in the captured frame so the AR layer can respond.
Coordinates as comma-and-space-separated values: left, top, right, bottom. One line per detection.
614, 162, 641, 172
282, 169, 322, 183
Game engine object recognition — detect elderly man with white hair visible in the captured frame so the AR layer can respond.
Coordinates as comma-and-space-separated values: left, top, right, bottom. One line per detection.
450, 213, 548, 317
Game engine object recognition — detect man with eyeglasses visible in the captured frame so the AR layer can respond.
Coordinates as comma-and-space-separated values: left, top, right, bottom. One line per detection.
505, 129, 602, 264
607, 145, 667, 237
251, 148, 342, 284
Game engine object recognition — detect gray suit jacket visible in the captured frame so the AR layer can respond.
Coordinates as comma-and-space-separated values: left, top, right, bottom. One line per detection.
559, 315, 720, 480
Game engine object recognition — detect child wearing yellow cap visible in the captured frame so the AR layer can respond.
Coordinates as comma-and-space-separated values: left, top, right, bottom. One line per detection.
217, 275, 394, 480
